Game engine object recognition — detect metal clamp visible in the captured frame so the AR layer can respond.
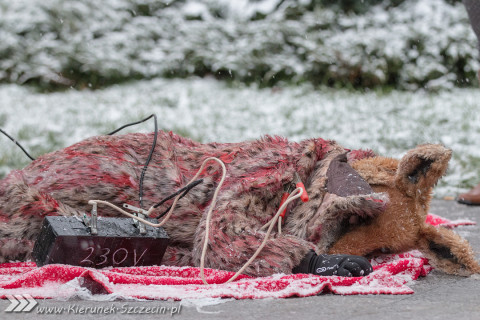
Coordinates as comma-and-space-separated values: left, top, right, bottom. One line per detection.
83, 202, 99, 235
123, 204, 148, 235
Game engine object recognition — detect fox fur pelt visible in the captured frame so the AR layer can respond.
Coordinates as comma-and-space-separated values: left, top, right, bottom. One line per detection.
1, 131, 479, 276
0, 131, 388, 276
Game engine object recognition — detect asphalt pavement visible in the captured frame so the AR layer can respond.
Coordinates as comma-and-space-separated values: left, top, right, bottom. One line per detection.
1, 199, 480, 320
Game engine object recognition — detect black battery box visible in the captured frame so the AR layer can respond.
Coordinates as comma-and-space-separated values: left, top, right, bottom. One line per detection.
33, 216, 169, 268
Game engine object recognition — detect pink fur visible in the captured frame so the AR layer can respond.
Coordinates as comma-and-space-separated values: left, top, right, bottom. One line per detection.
0, 131, 384, 276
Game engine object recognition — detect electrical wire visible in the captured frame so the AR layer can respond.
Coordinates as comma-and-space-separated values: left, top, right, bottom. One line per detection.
89, 157, 226, 229
154, 179, 204, 219
3, 116, 307, 285
89, 158, 306, 285
1, 114, 202, 216
138, 115, 157, 209
216, 187, 304, 284
0, 128, 36, 161
0, 113, 158, 167
106, 114, 158, 209
106, 114, 157, 136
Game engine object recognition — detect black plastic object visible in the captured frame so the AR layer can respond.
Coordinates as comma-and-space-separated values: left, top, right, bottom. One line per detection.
33, 216, 169, 268
292, 250, 373, 277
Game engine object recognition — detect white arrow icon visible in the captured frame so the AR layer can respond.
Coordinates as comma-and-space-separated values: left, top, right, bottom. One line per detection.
4, 294, 38, 312
4, 295, 19, 312
22, 294, 38, 312
14, 295, 28, 312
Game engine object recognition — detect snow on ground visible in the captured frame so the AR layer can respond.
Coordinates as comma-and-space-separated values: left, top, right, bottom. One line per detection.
1, 77, 480, 197
0, 0, 478, 89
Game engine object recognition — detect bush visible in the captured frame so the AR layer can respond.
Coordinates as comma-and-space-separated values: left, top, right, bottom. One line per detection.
0, 0, 478, 90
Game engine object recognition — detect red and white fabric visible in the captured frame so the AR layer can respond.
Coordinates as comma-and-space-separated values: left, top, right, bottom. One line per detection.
0, 214, 474, 300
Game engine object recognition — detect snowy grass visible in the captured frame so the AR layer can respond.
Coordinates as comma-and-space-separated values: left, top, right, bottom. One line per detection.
1, 0, 478, 90
1, 77, 480, 197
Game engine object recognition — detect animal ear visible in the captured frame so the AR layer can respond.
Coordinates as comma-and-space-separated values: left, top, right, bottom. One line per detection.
395, 144, 451, 197
418, 224, 480, 276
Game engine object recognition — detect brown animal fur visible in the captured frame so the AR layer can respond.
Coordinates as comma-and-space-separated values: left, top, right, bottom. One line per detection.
0, 131, 387, 277
0, 132, 478, 277
329, 144, 480, 275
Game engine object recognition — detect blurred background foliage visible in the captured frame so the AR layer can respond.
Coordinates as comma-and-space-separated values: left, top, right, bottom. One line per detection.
0, 0, 477, 91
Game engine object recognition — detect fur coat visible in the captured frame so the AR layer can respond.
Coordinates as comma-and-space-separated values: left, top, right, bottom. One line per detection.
0, 131, 387, 276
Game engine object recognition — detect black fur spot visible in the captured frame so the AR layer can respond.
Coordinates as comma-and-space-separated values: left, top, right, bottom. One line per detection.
408, 159, 434, 184
429, 241, 458, 262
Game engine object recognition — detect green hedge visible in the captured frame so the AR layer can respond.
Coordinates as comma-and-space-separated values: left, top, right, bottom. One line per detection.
0, 0, 478, 90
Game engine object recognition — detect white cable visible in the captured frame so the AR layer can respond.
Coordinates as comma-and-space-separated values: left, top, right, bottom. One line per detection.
88, 157, 226, 229
89, 157, 226, 285
221, 187, 303, 284
278, 216, 283, 235
89, 157, 304, 285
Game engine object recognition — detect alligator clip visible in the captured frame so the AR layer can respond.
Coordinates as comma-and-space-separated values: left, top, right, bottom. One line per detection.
293, 172, 309, 202
279, 183, 294, 221
278, 173, 309, 223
